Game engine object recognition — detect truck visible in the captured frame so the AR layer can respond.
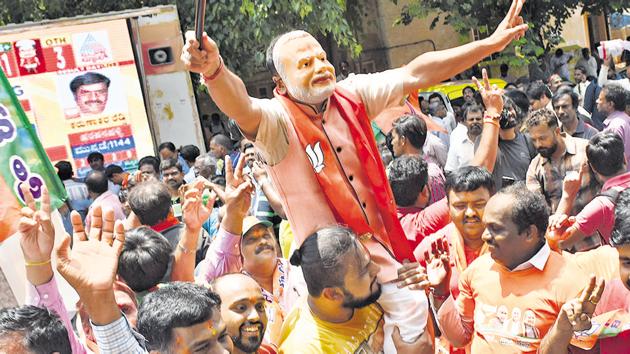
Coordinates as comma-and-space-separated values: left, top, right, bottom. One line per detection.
0, 5, 204, 177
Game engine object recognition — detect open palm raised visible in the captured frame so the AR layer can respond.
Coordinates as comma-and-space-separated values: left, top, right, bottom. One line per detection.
55, 205, 125, 296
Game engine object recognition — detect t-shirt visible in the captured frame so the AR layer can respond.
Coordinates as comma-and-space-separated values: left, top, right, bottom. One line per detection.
480, 132, 536, 190
278, 300, 385, 353
575, 172, 630, 242
443, 251, 599, 353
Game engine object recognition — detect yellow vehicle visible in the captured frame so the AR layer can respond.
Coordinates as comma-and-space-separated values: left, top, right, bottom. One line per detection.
419, 79, 507, 112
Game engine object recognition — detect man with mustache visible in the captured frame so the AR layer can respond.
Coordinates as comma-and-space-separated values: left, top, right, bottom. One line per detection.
213, 273, 277, 354
281, 226, 433, 353
70, 71, 110, 115
194, 156, 304, 347
161, 158, 187, 220
552, 87, 599, 140
525, 109, 600, 250
445, 104, 484, 172
182, 0, 527, 348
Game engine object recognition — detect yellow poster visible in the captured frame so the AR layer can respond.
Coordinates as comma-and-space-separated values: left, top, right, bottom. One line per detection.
0, 19, 153, 177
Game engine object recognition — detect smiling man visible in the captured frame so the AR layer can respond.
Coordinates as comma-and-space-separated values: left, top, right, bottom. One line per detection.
213, 273, 277, 354
182, 0, 527, 348
69, 72, 110, 115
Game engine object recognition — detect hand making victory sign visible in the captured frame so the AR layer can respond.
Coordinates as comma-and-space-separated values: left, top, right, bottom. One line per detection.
558, 275, 605, 332
17, 184, 55, 286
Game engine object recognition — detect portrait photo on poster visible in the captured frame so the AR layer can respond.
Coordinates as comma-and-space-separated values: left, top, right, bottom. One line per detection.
55, 67, 128, 119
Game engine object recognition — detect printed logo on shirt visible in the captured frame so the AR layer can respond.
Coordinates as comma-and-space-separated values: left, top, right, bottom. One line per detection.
474, 301, 541, 351
305, 142, 325, 173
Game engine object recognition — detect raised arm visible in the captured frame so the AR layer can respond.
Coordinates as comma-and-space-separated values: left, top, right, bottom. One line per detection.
171, 178, 215, 282
181, 32, 263, 138
400, 0, 527, 92
18, 185, 87, 354
471, 70, 503, 172
252, 161, 286, 219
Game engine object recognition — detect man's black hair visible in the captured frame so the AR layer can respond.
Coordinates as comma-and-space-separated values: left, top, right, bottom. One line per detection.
118, 227, 172, 292
87, 151, 104, 163
138, 155, 160, 173
137, 282, 222, 352
160, 158, 183, 173
445, 166, 495, 198
498, 183, 549, 236
612, 189, 630, 246
211, 134, 234, 151
587, 133, 626, 177
526, 81, 552, 100
428, 92, 445, 105
69, 72, 110, 95
504, 89, 530, 119
290, 226, 360, 297
552, 87, 579, 109
85, 170, 108, 195
180, 145, 200, 164
391, 114, 427, 151
387, 155, 428, 207
462, 86, 475, 95
158, 142, 177, 153
0, 305, 72, 354
462, 103, 484, 121
128, 180, 172, 226
526, 108, 560, 130
105, 164, 123, 179
602, 84, 628, 111
55, 161, 74, 181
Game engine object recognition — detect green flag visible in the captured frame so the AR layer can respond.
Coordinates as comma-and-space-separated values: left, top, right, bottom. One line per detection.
0, 68, 66, 242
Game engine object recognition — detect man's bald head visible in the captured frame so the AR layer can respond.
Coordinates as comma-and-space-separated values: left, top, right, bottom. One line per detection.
212, 273, 260, 296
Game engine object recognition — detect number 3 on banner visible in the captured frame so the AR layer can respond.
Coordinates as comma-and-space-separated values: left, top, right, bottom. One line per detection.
10, 155, 45, 202
53, 46, 66, 70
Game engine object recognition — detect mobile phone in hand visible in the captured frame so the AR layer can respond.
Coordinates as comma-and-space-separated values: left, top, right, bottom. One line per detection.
194, 0, 207, 48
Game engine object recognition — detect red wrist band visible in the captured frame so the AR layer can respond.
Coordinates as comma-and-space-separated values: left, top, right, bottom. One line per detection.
203, 56, 224, 82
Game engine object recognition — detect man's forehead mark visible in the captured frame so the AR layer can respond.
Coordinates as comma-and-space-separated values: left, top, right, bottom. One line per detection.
207, 320, 217, 336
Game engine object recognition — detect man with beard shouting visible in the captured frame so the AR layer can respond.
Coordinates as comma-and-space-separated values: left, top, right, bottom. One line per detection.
181, 0, 527, 350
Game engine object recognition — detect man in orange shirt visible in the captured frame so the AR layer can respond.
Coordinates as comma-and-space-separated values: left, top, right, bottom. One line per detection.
427, 183, 613, 353
181, 1, 527, 349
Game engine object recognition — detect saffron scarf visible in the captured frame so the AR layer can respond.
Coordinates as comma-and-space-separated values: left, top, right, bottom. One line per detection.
274, 87, 413, 261
450, 226, 489, 274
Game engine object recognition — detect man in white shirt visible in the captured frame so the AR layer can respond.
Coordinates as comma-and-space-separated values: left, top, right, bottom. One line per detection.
445, 104, 484, 172
598, 57, 630, 91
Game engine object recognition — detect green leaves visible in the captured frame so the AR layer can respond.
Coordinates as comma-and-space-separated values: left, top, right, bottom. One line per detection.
0, 0, 364, 77
396, 0, 629, 64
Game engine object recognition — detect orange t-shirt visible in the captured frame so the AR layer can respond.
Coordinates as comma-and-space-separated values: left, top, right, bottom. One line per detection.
454, 251, 599, 353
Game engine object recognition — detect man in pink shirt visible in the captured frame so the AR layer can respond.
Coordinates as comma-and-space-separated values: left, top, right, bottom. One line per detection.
181, 0, 527, 347
85, 169, 125, 230
553, 133, 630, 249
598, 84, 630, 169
541, 188, 630, 353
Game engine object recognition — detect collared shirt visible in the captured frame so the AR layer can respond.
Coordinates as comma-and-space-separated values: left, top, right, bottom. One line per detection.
85, 190, 126, 230
91, 315, 146, 354
195, 227, 241, 283
602, 111, 630, 171
445, 130, 475, 172
511, 242, 551, 272
25, 277, 87, 354
62, 179, 92, 215
563, 117, 599, 140
526, 134, 599, 214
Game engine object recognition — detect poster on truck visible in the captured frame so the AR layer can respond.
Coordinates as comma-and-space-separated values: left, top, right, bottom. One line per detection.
0, 19, 153, 177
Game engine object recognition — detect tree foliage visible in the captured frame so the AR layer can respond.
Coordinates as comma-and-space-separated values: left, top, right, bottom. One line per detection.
0, 0, 364, 76
397, 0, 630, 64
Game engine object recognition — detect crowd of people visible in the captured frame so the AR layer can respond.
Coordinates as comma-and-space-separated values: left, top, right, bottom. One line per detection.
2, 0, 630, 353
